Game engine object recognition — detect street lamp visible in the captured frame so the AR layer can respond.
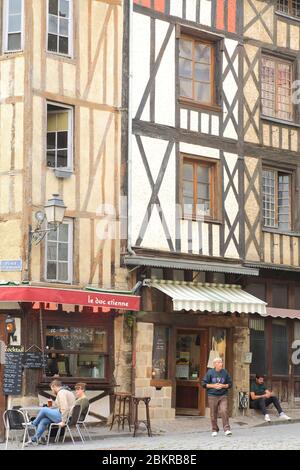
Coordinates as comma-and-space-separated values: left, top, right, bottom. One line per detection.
29, 194, 67, 245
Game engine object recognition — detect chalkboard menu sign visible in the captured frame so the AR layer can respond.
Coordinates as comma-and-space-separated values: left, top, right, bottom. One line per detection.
152, 326, 169, 380
3, 346, 24, 395
23, 352, 47, 369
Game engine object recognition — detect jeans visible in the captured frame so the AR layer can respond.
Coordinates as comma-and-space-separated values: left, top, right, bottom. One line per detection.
31, 408, 62, 441
250, 396, 283, 416
207, 396, 230, 432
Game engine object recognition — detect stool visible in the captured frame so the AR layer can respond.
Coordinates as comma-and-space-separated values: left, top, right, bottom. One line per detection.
110, 393, 132, 432
132, 397, 152, 437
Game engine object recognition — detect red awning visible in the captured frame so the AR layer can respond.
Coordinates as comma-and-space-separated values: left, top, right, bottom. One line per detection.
0, 286, 140, 312
266, 307, 300, 319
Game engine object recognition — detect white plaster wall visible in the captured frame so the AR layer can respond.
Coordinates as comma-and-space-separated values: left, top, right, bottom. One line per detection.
223, 152, 239, 259
132, 12, 150, 120
180, 142, 220, 159
200, 0, 212, 26
155, 21, 175, 127
170, 0, 182, 18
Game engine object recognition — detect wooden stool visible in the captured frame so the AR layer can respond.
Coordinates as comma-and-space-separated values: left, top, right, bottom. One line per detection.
110, 393, 132, 431
132, 397, 152, 437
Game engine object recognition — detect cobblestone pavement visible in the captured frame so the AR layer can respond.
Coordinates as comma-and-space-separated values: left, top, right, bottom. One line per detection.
2, 422, 300, 450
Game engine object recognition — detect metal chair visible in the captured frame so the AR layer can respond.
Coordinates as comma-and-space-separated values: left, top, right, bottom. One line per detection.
3, 409, 35, 449
77, 404, 92, 441
47, 404, 84, 445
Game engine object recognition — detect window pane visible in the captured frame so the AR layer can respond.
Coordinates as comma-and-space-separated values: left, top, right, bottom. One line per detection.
183, 180, 193, 197
195, 82, 211, 102
195, 63, 210, 82
152, 326, 169, 380
272, 320, 288, 375
179, 39, 192, 59
48, 33, 58, 52
58, 262, 68, 281
278, 173, 290, 230
263, 169, 276, 227
198, 183, 209, 200
250, 321, 266, 376
49, 14, 58, 34
8, 14, 21, 32
59, 18, 69, 36
47, 242, 57, 261
261, 58, 276, 117
48, 224, 58, 241
47, 262, 57, 280
56, 112, 68, 131
59, 0, 70, 18
7, 33, 21, 50
197, 165, 209, 184
195, 43, 211, 63
9, 0, 22, 15
58, 243, 68, 261
49, 0, 59, 15
179, 58, 192, 79
59, 36, 69, 54
57, 131, 68, 149
59, 223, 69, 242
47, 132, 56, 150
183, 164, 193, 180
47, 151, 56, 168
180, 78, 192, 98
57, 150, 68, 167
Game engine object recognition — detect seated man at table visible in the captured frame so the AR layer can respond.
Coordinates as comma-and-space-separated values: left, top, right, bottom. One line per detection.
75, 383, 89, 421
26, 379, 75, 445
250, 374, 291, 422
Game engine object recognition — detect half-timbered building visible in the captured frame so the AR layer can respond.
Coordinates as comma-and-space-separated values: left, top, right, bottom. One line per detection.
0, 0, 140, 439
123, 0, 264, 419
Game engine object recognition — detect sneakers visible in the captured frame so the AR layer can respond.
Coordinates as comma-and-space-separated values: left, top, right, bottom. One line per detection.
279, 412, 291, 420
24, 439, 38, 447
211, 431, 218, 437
224, 430, 232, 436
264, 414, 271, 422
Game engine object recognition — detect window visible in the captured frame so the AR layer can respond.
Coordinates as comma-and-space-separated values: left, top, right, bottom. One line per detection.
261, 56, 293, 121
3, 0, 23, 52
47, 0, 72, 56
45, 326, 109, 379
250, 318, 266, 376
277, 0, 300, 18
263, 168, 292, 230
45, 219, 73, 283
179, 36, 215, 106
47, 102, 73, 170
182, 157, 218, 220
272, 319, 289, 375
152, 326, 169, 380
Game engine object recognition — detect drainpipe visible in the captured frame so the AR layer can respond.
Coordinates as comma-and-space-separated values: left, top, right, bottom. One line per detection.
127, 0, 135, 258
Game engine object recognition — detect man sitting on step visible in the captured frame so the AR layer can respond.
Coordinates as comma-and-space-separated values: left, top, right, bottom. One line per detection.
250, 374, 291, 422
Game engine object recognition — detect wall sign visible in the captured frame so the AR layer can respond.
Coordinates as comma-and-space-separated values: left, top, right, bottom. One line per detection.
0, 260, 22, 272
3, 346, 24, 395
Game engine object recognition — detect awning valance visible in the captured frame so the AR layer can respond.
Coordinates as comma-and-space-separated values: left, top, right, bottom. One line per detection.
145, 280, 267, 315
266, 307, 300, 319
0, 286, 140, 311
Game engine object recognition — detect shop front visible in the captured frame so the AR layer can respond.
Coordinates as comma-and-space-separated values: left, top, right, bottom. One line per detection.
0, 285, 140, 440
134, 279, 266, 420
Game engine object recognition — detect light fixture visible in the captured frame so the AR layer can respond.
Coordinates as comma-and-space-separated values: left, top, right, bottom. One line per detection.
29, 194, 67, 245
5, 316, 16, 339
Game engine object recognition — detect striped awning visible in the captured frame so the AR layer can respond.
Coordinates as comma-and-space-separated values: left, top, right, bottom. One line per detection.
145, 280, 267, 315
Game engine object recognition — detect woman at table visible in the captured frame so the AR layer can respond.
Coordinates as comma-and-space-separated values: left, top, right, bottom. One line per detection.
26, 379, 75, 446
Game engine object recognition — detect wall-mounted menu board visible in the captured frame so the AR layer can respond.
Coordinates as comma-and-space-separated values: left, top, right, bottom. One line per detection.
152, 326, 169, 380
3, 346, 24, 395
23, 352, 47, 369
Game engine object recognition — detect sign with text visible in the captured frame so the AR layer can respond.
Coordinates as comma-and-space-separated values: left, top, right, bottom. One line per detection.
0, 260, 22, 272
3, 346, 24, 395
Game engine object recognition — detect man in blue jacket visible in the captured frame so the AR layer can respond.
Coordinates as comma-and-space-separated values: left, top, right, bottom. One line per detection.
201, 357, 232, 437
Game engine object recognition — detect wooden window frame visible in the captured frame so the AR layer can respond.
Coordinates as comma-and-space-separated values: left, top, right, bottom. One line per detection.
262, 167, 293, 231
261, 55, 294, 122
42, 312, 114, 384
181, 154, 220, 223
45, 217, 74, 284
46, 0, 73, 58
46, 101, 73, 171
276, 0, 300, 19
179, 34, 217, 110
3, 0, 24, 53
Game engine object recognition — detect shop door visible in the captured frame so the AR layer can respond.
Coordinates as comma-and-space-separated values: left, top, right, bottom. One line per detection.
175, 329, 208, 416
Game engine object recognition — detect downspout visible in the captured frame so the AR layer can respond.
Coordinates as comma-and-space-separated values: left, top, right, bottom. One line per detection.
127, 0, 135, 257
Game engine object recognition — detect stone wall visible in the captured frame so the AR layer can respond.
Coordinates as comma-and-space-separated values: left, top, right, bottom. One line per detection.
134, 322, 175, 420
232, 326, 250, 416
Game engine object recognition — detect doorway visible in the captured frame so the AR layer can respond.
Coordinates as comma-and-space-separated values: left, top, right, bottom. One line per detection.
175, 329, 208, 416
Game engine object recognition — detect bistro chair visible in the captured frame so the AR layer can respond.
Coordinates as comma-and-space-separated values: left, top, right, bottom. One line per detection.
47, 404, 84, 446
77, 404, 92, 441
3, 409, 35, 449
